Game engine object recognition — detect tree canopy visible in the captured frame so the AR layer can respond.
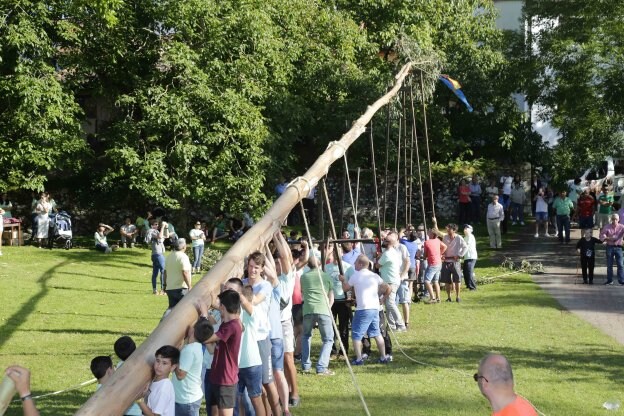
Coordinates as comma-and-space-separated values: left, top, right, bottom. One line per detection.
522, 0, 624, 181
0, 0, 543, 216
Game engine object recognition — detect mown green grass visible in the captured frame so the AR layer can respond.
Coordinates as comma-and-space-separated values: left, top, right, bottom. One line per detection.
1, 226, 622, 415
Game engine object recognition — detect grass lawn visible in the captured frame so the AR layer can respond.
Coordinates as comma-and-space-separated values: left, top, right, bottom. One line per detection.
1, 226, 622, 415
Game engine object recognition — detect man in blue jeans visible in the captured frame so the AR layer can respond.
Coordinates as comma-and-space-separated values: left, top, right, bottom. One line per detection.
599, 213, 624, 285
300, 256, 335, 376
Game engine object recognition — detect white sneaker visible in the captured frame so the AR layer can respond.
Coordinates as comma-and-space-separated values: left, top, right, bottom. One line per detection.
520, 222, 525, 226
534, 233, 539, 238
0, 251, 3, 256
512, 221, 517, 225
361, 353, 369, 361
386, 354, 393, 362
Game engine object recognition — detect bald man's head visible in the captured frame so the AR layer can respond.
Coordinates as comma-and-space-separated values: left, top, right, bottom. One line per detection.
355, 254, 370, 271
479, 354, 514, 387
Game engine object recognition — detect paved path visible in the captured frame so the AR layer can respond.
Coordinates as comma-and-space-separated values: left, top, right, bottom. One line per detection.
492, 224, 624, 345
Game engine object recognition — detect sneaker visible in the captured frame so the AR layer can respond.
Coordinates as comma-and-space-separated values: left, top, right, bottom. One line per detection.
446, 298, 453, 302
436, 298, 441, 303
377, 357, 390, 364
512, 221, 517, 225
301, 368, 311, 374
0, 251, 3, 256
351, 358, 365, 366
456, 298, 461, 303
316, 370, 335, 376
289, 397, 300, 408
520, 221, 525, 226
130, 243, 135, 248
105, 247, 112, 254
604, 281, 614, 285
395, 326, 407, 332
534, 233, 539, 238
153, 289, 158, 295
361, 353, 369, 361
426, 299, 438, 305
386, 354, 393, 362
122, 243, 127, 248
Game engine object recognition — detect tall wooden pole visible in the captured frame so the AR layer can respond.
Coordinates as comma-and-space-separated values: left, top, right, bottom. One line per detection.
75, 62, 416, 416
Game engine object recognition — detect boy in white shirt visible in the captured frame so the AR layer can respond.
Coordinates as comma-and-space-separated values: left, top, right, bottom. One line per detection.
136, 345, 180, 416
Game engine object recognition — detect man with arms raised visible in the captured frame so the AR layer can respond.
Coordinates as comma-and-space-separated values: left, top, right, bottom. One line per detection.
339, 255, 390, 365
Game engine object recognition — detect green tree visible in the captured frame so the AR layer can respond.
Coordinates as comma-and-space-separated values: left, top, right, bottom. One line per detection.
522, 0, 624, 182
0, 1, 86, 192
64, 0, 375, 222
331, 0, 525, 165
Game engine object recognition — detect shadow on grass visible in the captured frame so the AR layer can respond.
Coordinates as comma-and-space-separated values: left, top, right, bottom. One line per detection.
58, 271, 144, 284
0, 249, 151, 348
0, 260, 71, 349
21, 328, 149, 337
341, 339, 624, 384
5, 388, 91, 416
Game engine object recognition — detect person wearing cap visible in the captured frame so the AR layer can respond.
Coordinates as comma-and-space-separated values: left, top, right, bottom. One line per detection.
597, 184, 614, 230
486, 195, 505, 249
189, 221, 206, 274
462, 225, 478, 291
164, 238, 192, 308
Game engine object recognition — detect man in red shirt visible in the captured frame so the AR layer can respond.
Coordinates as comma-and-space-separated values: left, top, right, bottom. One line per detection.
577, 189, 596, 230
476, 354, 537, 416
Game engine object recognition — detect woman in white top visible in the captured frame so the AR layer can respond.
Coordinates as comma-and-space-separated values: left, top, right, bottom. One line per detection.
35, 193, 51, 248
188, 221, 206, 273
462, 225, 478, 290
534, 189, 550, 238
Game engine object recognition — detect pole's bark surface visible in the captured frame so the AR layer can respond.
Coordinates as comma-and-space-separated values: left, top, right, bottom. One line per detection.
75, 62, 414, 416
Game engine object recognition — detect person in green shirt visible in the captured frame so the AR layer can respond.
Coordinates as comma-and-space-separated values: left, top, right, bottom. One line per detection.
300, 256, 335, 376
553, 190, 574, 243
597, 184, 614, 229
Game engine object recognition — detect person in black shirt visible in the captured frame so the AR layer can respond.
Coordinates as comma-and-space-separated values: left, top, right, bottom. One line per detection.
576, 229, 603, 284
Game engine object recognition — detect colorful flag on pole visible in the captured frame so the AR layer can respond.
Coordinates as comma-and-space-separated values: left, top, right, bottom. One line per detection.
438, 75, 473, 112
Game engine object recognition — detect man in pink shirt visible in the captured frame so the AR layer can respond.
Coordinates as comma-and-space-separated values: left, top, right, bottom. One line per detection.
423, 229, 447, 303
599, 213, 624, 285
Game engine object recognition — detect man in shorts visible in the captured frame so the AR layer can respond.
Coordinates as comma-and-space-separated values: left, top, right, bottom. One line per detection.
339, 255, 390, 365
423, 228, 447, 304
433, 222, 468, 303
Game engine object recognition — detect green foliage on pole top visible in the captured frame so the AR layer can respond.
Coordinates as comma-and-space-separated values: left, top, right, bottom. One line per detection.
521, 0, 624, 178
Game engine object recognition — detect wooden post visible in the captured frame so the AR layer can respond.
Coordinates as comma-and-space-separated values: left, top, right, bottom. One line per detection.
75, 61, 415, 416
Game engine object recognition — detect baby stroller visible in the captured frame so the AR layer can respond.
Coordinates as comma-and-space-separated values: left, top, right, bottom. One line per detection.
48, 211, 73, 250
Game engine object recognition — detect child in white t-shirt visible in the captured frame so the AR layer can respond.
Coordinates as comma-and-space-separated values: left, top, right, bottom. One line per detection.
137, 345, 180, 416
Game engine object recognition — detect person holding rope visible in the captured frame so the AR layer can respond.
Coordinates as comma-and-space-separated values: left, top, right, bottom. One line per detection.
4, 365, 40, 416
376, 232, 407, 332
476, 354, 537, 416
300, 256, 335, 376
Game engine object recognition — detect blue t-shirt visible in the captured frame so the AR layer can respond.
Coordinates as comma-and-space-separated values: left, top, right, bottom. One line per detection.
268, 284, 283, 339
400, 238, 418, 269
203, 309, 221, 370
172, 342, 204, 404
243, 278, 272, 341
342, 247, 361, 266
325, 261, 354, 300
239, 308, 262, 369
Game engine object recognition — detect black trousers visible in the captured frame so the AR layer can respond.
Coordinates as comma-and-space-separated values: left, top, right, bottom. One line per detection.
331, 301, 351, 355
580, 255, 595, 283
